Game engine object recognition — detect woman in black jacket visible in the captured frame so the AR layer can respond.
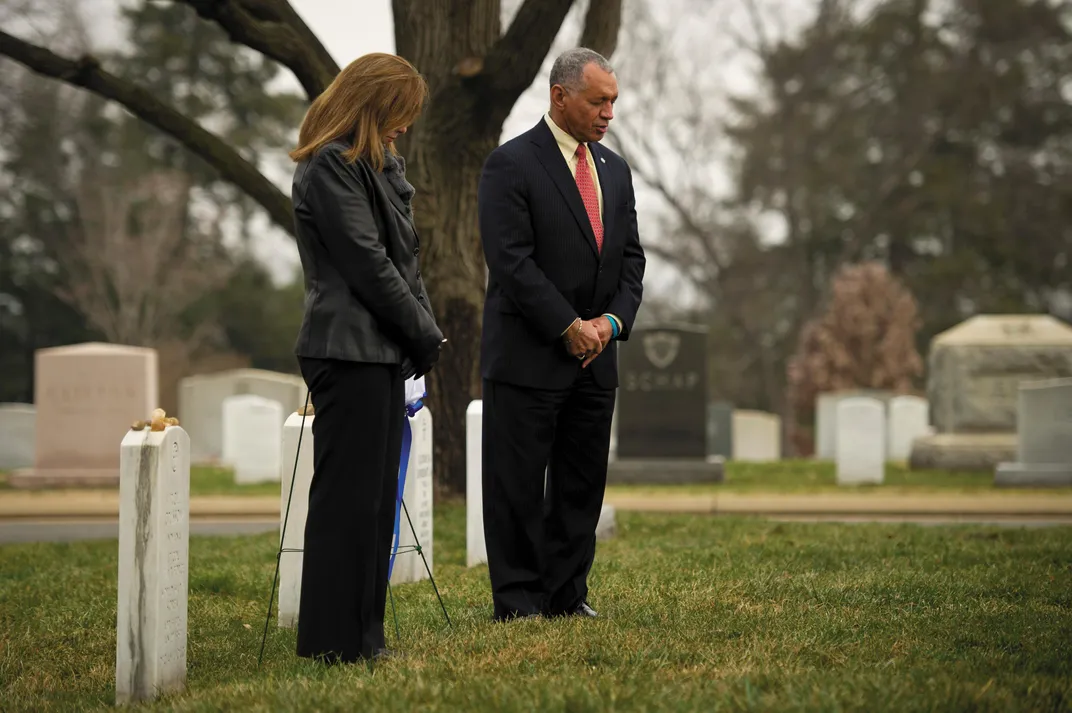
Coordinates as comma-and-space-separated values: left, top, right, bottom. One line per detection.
288, 52, 444, 664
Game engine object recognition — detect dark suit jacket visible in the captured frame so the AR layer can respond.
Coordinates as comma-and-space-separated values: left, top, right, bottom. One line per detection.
478, 119, 646, 390
292, 141, 442, 366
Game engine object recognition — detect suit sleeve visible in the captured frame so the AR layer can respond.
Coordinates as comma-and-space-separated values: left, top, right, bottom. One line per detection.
603, 162, 646, 340
302, 149, 442, 354
478, 149, 579, 342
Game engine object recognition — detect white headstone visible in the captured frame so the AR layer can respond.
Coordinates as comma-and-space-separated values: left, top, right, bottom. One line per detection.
466, 399, 617, 569
887, 395, 930, 461
116, 424, 189, 704
835, 397, 886, 485
0, 403, 35, 470
278, 410, 314, 629
178, 369, 306, 464
390, 408, 434, 585
732, 410, 781, 462
222, 395, 284, 484
466, 400, 487, 567
815, 393, 840, 460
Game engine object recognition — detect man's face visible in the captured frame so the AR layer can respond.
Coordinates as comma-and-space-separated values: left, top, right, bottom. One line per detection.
554, 63, 618, 143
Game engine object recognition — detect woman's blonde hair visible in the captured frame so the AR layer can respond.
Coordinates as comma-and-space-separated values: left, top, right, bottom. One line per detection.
289, 53, 428, 170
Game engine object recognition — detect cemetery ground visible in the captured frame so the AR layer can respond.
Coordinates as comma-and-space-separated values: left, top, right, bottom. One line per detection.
2, 504, 1071, 711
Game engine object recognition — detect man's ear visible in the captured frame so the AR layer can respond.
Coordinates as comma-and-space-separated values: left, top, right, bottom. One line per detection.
550, 85, 567, 110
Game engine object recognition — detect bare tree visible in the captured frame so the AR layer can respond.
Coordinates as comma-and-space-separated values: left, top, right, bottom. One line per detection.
786, 261, 924, 454
58, 169, 230, 352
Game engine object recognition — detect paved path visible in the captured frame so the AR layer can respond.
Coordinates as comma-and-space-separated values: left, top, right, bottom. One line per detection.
2, 490, 1072, 520
0, 519, 277, 544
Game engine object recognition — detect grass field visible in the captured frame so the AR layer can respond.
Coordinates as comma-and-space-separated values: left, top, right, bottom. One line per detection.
4, 460, 1069, 499
1, 503, 1070, 711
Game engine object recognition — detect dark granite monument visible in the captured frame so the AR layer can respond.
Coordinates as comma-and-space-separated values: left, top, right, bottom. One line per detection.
609, 324, 723, 483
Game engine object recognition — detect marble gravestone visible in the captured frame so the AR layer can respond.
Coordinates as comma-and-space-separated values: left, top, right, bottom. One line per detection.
995, 378, 1072, 487
222, 394, 284, 484
835, 397, 886, 485
0, 403, 35, 470
466, 400, 487, 568
887, 395, 931, 462
814, 390, 893, 460
277, 409, 314, 629
465, 399, 618, 569
911, 315, 1072, 470
10, 343, 157, 488
732, 410, 781, 462
179, 368, 306, 464
116, 423, 190, 704
390, 408, 434, 586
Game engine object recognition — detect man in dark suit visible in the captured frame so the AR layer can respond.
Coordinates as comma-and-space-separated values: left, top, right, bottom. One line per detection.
477, 47, 646, 621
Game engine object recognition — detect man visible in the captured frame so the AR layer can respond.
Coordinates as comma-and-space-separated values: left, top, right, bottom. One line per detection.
477, 47, 646, 621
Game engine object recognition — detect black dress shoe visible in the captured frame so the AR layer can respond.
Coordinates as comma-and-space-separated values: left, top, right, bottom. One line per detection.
569, 602, 598, 618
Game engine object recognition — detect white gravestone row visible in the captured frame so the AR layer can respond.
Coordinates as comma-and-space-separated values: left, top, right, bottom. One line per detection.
835, 397, 886, 485
816, 391, 932, 462
465, 400, 617, 569
277, 408, 435, 629
222, 394, 284, 484
116, 424, 190, 704
178, 368, 306, 464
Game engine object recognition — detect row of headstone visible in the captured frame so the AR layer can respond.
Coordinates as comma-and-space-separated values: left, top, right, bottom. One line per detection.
2, 342, 307, 488
816, 392, 931, 462
179, 369, 305, 464
465, 399, 617, 568
995, 378, 1072, 487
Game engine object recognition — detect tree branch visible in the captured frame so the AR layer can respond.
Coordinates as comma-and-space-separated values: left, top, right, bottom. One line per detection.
0, 30, 294, 234
578, 0, 623, 58
175, 0, 338, 100
485, 0, 574, 99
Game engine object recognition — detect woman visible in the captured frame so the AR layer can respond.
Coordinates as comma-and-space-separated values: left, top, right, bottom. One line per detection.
288, 53, 444, 664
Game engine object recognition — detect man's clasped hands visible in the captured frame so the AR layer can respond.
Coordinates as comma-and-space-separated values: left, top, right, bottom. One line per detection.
562, 316, 613, 368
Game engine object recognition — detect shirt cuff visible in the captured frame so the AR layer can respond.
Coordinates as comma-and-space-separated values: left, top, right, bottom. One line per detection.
561, 317, 580, 337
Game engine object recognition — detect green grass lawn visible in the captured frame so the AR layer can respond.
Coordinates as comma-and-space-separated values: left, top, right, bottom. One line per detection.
607, 459, 1072, 497
4, 461, 1068, 498
1, 504, 1070, 711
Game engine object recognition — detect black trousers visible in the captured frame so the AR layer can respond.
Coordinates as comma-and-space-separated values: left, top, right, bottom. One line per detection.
295, 357, 404, 662
482, 368, 616, 619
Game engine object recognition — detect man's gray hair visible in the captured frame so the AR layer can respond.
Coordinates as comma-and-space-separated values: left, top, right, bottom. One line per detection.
549, 47, 614, 92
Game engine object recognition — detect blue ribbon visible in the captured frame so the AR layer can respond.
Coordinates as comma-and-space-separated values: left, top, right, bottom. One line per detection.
389, 398, 424, 580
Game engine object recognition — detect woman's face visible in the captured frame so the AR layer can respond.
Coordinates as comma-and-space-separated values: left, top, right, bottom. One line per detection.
384, 126, 408, 144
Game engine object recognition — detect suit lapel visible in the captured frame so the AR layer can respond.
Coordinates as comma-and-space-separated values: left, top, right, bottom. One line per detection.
530, 121, 601, 259
590, 142, 615, 249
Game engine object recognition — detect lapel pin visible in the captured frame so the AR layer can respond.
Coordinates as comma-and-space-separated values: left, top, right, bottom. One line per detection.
600, 157, 606, 163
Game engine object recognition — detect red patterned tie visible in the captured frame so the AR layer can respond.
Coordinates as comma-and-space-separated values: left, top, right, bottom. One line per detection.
574, 143, 603, 253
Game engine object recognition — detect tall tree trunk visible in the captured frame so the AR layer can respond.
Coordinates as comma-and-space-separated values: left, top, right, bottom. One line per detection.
393, 1, 507, 495
393, 0, 622, 494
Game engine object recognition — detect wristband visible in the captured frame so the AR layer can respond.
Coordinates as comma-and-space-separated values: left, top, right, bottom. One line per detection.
604, 314, 620, 339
